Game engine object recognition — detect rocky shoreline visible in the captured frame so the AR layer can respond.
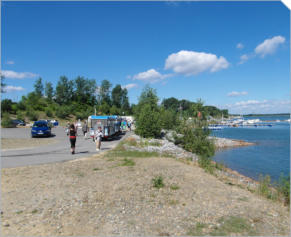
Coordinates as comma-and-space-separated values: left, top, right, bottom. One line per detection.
123, 133, 258, 189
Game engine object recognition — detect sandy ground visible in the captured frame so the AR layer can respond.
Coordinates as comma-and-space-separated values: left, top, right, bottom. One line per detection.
1, 145, 290, 236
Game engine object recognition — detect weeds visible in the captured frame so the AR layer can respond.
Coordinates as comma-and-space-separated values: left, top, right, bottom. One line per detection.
152, 176, 165, 189
277, 174, 290, 206
31, 209, 38, 214
187, 222, 208, 236
215, 162, 227, 171
238, 196, 248, 202
93, 168, 101, 171
198, 156, 214, 174
108, 149, 159, 159
210, 216, 256, 236
257, 174, 277, 200
170, 184, 180, 190
121, 158, 135, 166
168, 199, 179, 205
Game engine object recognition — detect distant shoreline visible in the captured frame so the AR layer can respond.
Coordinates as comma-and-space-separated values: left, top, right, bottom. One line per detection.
230, 113, 290, 117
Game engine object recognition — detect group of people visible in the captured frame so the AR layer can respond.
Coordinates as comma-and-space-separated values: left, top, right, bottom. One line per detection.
66, 121, 103, 155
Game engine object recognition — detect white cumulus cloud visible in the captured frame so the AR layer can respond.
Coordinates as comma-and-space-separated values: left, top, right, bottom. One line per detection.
236, 43, 244, 49
133, 69, 171, 83
255, 35, 285, 57
222, 99, 290, 114
1, 70, 38, 79
227, 91, 248, 97
3, 85, 25, 93
164, 50, 229, 76
122, 83, 138, 90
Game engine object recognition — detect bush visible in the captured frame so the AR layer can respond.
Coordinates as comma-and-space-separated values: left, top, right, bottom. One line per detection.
75, 110, 89, 120
198, 156, 214, 174
45, 108, 53, 117
55, 106, 70, 119
16, 111, 25, 121
25, 109, 39, 121
135, 104, 162, 138
1, 113, 15, 128
277, 174, 290, 205
257, 174, 277, 200
152, 176, 165, 189
179, 127, 215, 158
160, 109, 179, 130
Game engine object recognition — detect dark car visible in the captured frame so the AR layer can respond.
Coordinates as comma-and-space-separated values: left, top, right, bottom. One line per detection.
31, 120, 52, 137
12, 120, 26, 126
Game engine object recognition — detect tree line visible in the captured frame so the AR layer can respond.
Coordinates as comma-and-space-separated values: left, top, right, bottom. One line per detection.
1, 76, 131, 121
1, 76, 228, 125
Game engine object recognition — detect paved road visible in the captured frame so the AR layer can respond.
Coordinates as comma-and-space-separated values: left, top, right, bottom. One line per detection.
1, 126, 128, 168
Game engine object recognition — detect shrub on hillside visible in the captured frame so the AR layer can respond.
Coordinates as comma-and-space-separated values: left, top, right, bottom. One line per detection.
25, 109, 39, 121
55, 106, 70, 119
278, 175, 290, 205
45, 108, 53, 117
1, 113, 15, 128
75, 110, 89, 120
16, 111, 25, 121
160, 108, 179, 130
135, 104, 162, 138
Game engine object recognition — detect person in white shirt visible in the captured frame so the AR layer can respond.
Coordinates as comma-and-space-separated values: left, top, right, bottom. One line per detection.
95, 127, 103, 151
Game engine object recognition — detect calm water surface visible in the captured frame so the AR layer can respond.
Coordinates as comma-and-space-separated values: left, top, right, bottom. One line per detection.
211, 115, 290, 181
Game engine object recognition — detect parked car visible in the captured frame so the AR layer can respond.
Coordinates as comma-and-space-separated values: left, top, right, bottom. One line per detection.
51, 119, 59, 126
31, 120, 52, 137
12, 119, 26, 126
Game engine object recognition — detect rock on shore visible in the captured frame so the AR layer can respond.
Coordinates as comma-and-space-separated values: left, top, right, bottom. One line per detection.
210, 136, 255, 149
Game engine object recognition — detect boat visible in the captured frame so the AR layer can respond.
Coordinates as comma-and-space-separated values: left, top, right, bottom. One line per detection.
208, 125, 223, 130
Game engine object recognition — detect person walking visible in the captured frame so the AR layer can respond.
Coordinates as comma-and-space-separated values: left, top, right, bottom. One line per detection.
69, 124, 77, 154
82, 121, 88, 139
95, 127, 103, 151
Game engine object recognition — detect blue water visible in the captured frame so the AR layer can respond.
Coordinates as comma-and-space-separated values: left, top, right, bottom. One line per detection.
211, 115, 290, 182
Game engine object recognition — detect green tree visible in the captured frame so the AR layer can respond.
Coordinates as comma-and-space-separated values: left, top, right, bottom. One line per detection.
135, 85, 159, 120
121, 88, 130, 114
45, 82, 54, 101
111, 84, 123, 108
34, 77, 44, 97
98, 79, 112, 106
98, 102, 111, 115
160, 108, 179, 130
135, 86, 161, 138
1, 99, 13, 113
1, 113, 14, 128
110, 105, 120, 115
135, 104, 161, 138
55, 76, 74, 105
162, 97, 180, 111
74, 76, 97, 105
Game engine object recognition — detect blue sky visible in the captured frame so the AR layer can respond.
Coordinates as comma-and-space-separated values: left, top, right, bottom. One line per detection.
1, 1, 290, 114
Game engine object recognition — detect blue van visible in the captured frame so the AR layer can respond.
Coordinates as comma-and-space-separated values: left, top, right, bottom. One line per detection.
31, 120, 52, 137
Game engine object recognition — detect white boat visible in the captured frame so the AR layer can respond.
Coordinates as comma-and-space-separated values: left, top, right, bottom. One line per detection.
208, 125, 223, 130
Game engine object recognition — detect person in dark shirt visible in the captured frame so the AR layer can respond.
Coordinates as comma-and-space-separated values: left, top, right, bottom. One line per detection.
69, 124, 77, 154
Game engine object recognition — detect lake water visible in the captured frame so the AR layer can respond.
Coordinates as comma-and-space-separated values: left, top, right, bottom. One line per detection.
211, 115, 290, 182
